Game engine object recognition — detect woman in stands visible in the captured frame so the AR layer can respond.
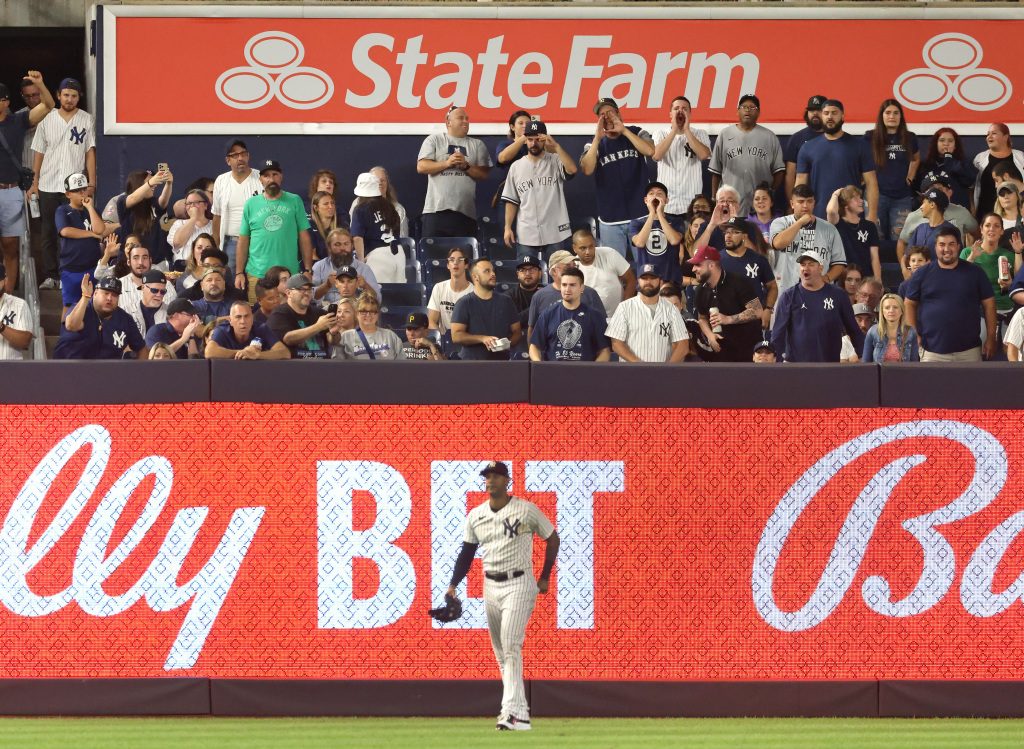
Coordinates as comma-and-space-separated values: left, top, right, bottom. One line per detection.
840, 265, 864, 308
350, 172, 405, 283
305, 169, 339, 220
495, 110, 532, 168
974, 123, 1024, 219
861, 293, 919, 362
921, 127, 975, 210
148, 343, 175, 360
116, 167, 173, 269
334, 293, 404, 360
348, 167, 408, 238
747, 182, 776, 242
307, 190, 338, 261
995, 183, 1023, 236
866, 99, 919, 248
177, 233, 219, 293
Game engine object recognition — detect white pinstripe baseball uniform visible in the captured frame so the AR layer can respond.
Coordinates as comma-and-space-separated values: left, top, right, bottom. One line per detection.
652, 126, 711, 214
464, 496, 554, 722
605, 295, 688, 362
0, 294, 31, 360
30, 108, 95, 193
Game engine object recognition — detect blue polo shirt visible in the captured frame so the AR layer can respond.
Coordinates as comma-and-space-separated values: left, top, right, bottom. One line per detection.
52, 303, 146, 359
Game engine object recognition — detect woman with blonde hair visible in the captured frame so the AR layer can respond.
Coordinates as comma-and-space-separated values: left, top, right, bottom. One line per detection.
826, 185, 881, 280
334, 293, 404, 360
861, 292, 919, 362
148, 342, 176, 360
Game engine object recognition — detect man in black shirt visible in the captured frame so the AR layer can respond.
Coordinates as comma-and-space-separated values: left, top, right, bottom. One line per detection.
504, 254, 543, 358
267, 273, 337, 358
451, 258, 521, 360
689, 245, 764, 362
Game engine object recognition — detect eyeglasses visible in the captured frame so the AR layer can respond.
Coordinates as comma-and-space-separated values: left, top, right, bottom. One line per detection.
185, 200, 207, 207
227, 150, 249, 159
146, 287, 167, 295
739, 104, 759, 111
448, 257, 466, 264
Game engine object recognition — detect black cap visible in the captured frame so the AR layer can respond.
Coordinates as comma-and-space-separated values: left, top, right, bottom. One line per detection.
922, 188, 949, 212
753, 340, 776, 354
516, 255, 542, 269
722, 216, 751, 233
738, 93, 760, 108
167, 298, 196, 316
141, 269, 166, 285
335, 264, 358, 279
524, 120, 547, 136
593, 97, 618, 115
94, 276, 121, 294
480, 461, 510, 478
806, 95, 827, 111
404, 311, 429, 329
200, 248, 230, 266
920, 170, 952, 190
645, 181, 669, 196
259, 159, 282, 174
224, 138, 248, 156
0, 84, 9, 101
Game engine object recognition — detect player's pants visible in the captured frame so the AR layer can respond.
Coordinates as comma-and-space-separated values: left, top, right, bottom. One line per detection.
483, 574, 537, 719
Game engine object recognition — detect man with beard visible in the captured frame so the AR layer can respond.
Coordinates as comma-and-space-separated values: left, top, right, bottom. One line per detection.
502, 120, 576, 259
689, 245, 764, 361
145, 297, 202, 359
708, 94, 784, 215
652, 96, 711, 219
771, 250, 863, 362
504, 254, 543, 357
770, 185, 846, 292
718, 217, 776, 327
605, 264, 689, 362
784, 95, 827, 200
234, 159, 313, 303
311, 227, 380, 304
179, 247, 245, 303
451, 258, 521, 360
796, 99, 879, 221
268, 274, 338, 359
95, 237, 177, 301
212, 138, 263, 266
206, 298, 289, 359
529, 266, 609, 362
53, 275, 148, 359
572, 228, 635, 318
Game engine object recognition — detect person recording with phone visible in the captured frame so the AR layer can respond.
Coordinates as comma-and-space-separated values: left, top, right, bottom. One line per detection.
115, 166, 174, 268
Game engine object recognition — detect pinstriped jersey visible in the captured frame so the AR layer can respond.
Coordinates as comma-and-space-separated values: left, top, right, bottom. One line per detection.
31, 108, 95, 193
464, 497, 554, 575
605, 295, 689, 362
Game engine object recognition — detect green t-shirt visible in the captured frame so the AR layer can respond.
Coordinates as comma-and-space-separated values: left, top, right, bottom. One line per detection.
239, 192, 310, 277
959, 245, 1015, 311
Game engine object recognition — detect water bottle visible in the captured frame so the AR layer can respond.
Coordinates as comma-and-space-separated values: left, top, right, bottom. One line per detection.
28, 193, 40, 219
710, 306, 723, 333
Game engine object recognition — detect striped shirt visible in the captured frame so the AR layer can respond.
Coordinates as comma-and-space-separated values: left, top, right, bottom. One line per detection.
211, 169, 263, 244
464, 496, 554, 575
652, 126, 711, 214
605, 295, 689, 362
30, 108, 95, 193
0, 293, 31, 360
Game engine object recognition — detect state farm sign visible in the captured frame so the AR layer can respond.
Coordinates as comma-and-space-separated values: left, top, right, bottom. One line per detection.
101, 7, 1024, 135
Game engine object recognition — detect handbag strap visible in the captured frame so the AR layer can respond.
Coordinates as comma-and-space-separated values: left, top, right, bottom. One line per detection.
0, 128, 25, 174
356, 328, 376, 360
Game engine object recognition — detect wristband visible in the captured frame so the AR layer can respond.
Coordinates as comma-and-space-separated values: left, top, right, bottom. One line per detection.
235, 271, 246, 277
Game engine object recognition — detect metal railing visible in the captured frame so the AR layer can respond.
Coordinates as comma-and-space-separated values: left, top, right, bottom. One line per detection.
19, 199, 46, 360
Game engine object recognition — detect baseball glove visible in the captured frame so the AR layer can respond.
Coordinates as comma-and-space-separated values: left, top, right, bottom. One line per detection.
428, 593, 464, 623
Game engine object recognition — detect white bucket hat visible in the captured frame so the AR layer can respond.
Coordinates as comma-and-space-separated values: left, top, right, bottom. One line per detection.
354, 172, 382, 198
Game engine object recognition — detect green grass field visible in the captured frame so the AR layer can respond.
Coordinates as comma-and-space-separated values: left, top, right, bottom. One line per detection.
0, 717, 1022, 749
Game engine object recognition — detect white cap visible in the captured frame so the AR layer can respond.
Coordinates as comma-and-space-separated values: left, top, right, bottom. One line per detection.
354, 172, 382, 198
796, 249, 826, 267
64, 172, 89, 191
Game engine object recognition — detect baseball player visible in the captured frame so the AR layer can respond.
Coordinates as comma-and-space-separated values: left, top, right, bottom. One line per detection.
443, 461, 560, 731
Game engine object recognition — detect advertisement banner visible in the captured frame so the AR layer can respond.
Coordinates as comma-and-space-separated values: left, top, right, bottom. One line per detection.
1, 405, 1023, 680
102, 7, 1023, 135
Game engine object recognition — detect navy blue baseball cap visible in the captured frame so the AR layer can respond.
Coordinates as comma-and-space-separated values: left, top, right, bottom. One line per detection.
516, 255, 542, 269
753, 340, 776, 354
524, 120, 547, 136
94, 276, 121, 294
480, 461, 510, 478
638, 263, 660, 278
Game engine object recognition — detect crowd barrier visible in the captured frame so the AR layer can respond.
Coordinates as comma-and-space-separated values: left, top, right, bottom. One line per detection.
2, 361, 1024, 718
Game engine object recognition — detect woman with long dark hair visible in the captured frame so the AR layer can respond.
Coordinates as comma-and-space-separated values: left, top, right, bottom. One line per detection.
921, 127, 975, 210
974, 123, 1024, 219
866, 99, 919, 246
495, 110, 532, 168
350, 172, 404, 283
116, 167, 173, 267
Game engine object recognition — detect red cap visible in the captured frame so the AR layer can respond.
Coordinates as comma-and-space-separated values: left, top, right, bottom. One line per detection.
687, 246, 721, 265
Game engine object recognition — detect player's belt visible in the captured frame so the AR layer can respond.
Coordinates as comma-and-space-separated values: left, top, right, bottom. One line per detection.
484, 570, 525, 582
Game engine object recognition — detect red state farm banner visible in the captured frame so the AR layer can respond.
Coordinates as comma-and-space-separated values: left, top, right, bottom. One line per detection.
1, 404, 1023, 680
102, 8, 1021, 134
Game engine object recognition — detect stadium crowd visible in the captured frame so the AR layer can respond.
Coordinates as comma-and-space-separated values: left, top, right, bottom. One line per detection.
1, 72, 1023, 364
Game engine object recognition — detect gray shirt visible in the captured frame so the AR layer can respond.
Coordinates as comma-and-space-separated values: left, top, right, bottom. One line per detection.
899, 203, 978, 245
311, 256, 381, 303
418, 133, 493, 219
769, 215, 846, 292
501, 152, 572, 246
334, 327, 404, 360
709, 124, 784, 214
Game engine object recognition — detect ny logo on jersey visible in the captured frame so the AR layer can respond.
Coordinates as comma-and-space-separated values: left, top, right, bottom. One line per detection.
683, 141, 695, 159
857, 230, 869, 243
823, 298, 835, 311
659, 322, 671, 337
1, 312, 14, 326
745, 263, 759, 279
888, 151, 897, 160
502, 518, 521, 539
70, 126, 87, 145
112, 331, 127, 349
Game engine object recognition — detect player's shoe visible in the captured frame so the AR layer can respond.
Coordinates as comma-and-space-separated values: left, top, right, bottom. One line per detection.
496, 715, 531, 731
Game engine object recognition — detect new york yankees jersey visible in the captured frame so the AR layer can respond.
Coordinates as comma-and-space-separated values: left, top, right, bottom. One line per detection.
769, 215, 846, 292
652, 126, 711, 214
501, 152, 572, 246
464, 497, 554, 575
605, 295, 689, 362
0, 294, 30, 361
31, 109, 95, 193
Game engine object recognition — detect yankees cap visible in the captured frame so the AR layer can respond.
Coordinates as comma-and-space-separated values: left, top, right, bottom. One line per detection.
480, 461, 510, 478
638, 263, 660, 278
753, 339, 776, 354
94, 276, 121, 294
259, 159, 283, 174
524, 120, 547, 136
64, 172, 89, 191
920, 170, 952, 190
721, 217, 751, 233
593, 97, 619, 115
167, 298, 196, 316
852, 303, 874, 317
335, 265, 358, 279
922, 189, 950, 212
796, 249, 826, 266
516, 255, 542, 269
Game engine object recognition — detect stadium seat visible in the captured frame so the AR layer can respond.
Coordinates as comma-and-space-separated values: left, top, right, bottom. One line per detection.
418, 236, 480, 262
481, 241, 518, 261
496, 281, 516, 295
380, 304, 427, 332
881, 262, 903, 292
405, 257, 422, 284
491, 259, 520, 283
380, 283, 426, 307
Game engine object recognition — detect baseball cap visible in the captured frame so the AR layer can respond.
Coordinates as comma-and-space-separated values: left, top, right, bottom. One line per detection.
480, 461, 510, 478
58, 77, 82, 93
997, 181, 1021, 196
823, 98, 845, 111
548, 250, 576, 269
141, 269, 166, 285
753, 340, 776, 354
922, 189, 950, 212
354, 172, 382, 198
167, 298, 196, 316
259, 159, 282, 174
64, 172, 89, 191
286, 274, 313, 290
0, 84, 8, 101
638, 263, 660, 278
524, 120, 547, 136
516, 254, 542, 269
920, 170, 952, 191
94, 276, 121, 294
200, 248, 230, 266
200, 266, 225, 279
796, 249, 826, 266
852, 303, 874, 316
687, 246, 721, 265
335, 265, 358, 279
593, 98, 619, 115
721, 216, 750, 233
645, 181, 669, 196
224, 138, 248, 156
404, 311, 429, 329
738, 93, 760, 108
806, 95, 827, 111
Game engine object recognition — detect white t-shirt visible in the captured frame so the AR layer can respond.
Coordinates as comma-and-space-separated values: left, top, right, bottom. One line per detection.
1005, 307, 1024, 358
212, 169, 263, 243
0, 294, 31, 360
427, 280, 473, 335
578, 246, 630, 317
464, 496, 555, 575
167, 218, 215, 264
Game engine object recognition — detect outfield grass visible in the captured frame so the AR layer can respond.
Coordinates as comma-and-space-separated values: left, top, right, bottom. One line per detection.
0, 717, 1022, 748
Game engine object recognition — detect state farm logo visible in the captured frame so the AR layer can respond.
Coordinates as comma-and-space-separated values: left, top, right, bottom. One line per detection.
894, 33, 1011, 112
215, 31, 334, 110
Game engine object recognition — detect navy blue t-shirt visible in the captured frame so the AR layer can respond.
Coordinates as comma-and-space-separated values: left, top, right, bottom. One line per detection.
582, 126, 651, 223
771, 282, 863, 362
192, 298, 232, 324
783, 126, 821, 164
55, 204, 100, 272
903, 260, 993, 354
145, 322, 188, 359
920, 154, 976, 209
834, 218, 880, 274
530, 302, 608, 361
211, 321, 279, 350
907, 221, 960, 252
351, 202, 397, 253
451, 291, 519, 360
718, 249, 775, 304
628, 216, 683, 283
494, 138, 527, 168
797, 134, 873, 218
868, 131, 918, 200
116, 194, 168, 265
0, 110, 30, 183
52, 304, 146, 359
